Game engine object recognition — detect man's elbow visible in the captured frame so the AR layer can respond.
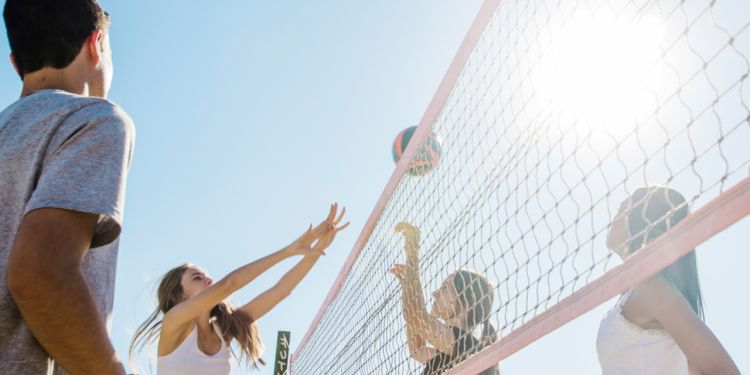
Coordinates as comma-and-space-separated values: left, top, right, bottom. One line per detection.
7, 263, 45, 304
7, 256, 67, 304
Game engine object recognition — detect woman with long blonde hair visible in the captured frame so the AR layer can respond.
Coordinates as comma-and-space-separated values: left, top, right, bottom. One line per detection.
130, 204, 348, 374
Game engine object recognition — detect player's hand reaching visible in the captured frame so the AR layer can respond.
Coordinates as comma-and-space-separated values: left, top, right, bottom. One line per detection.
313, 203, 349, 255
286, 203, 349, 257
389, 263, 415, 281
390, 263, 406, 281
395, 221, 420, 263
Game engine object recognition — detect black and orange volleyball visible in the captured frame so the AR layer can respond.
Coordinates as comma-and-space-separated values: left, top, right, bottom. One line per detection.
391, 126, 443, 176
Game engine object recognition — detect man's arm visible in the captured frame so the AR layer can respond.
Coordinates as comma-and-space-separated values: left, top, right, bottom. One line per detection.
6, 208, 126, 375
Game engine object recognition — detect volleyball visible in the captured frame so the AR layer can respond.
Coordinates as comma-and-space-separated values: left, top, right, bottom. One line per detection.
391, 126, 443, 176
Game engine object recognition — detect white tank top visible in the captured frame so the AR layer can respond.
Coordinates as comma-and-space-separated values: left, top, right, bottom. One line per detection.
157, 322, 232, 375
596, 291, 688, 375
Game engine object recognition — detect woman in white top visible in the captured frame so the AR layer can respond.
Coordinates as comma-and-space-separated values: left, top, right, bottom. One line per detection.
129, 204, 348, 374
597, 187, 739, 375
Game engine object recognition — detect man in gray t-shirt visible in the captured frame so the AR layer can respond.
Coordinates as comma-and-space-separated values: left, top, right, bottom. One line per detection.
1, 1, 134, 374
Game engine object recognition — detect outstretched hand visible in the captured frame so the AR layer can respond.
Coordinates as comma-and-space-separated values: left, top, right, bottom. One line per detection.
390, 222, 421, 285
389, 263, 416, 282
286, 203, 349, 257
313, 203, 349, 255
395, 221, 420, 262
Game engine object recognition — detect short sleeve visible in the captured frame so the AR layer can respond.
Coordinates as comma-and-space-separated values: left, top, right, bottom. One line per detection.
25, 101, 135, 248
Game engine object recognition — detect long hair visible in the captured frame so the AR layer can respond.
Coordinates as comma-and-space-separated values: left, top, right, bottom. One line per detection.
129, 264, 266, 371
625, 186, 704, 320
452, 270, 497, 345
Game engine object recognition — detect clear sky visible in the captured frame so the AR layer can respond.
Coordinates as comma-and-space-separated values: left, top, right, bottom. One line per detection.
0, 1, 747, 374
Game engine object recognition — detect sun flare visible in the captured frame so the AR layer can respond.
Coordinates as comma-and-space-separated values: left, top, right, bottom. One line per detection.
539, 13, 664, 123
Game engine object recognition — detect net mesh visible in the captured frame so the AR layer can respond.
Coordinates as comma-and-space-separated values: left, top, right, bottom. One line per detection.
293, 0, 750, 373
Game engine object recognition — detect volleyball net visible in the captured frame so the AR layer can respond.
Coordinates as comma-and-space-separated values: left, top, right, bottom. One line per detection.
292, 0, 750, 373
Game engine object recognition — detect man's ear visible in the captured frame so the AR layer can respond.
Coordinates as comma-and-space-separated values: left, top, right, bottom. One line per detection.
85, 30, 104, 66
9, 53, 21, 78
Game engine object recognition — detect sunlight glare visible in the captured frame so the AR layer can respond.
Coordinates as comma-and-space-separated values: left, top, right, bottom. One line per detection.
539, 13, 664, 124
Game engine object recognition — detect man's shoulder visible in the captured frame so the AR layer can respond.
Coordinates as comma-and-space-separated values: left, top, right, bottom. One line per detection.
61, 95, 134, 130
2, 90, 134, 131
35, 92, 136, 144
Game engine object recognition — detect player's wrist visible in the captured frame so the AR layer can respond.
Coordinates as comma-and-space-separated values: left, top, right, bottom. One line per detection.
280, 245, 298, 257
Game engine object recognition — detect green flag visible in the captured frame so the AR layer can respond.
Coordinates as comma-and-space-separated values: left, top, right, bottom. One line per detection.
273, 331, 291, 375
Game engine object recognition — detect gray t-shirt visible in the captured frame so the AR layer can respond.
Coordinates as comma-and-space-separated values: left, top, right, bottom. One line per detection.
0, 89, 135, 374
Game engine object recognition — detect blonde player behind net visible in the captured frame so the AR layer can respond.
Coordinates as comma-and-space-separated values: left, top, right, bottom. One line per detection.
598, 186, 740, 375
390, 222, 500, 375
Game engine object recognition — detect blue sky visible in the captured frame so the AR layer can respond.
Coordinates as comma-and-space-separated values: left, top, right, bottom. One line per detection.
1, 1, 747, 374
1, 0, 483, 373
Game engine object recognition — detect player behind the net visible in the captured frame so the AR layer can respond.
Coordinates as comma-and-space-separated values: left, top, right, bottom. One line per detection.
598, 186, 739, 375
390, 222, 500, 375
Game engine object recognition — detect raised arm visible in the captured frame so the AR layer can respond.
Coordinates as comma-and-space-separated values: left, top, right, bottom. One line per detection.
636, 277, 740, 375
161, 206, 339, 335
392, 263, 438, 364
240, 205, 349, 320
391, 222, 456, 357
161, 245, 294, 335
7, 208, 126, 375
162, 204, 347, 334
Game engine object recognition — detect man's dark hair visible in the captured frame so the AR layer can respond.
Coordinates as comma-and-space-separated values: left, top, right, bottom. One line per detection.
3, 0, 109, 79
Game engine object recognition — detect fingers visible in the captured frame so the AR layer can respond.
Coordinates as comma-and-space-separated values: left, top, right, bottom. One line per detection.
323, 203, 348, 232
312, 230, 334, 250
335, 221, 350, 233
304, 203, 348, 255
389, 264, 405, 278
326, 203, 337, 223
395, 222, 408, 233
334, 207, 346, 225
309, 221, 327, 237
395, 221, 417, 233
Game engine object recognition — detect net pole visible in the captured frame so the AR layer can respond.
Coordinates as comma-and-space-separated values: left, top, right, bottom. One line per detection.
292, 0, 503, 361
443, 175, 750, 375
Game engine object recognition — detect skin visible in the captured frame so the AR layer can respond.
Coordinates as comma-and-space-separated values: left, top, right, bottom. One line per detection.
158, 204, 349, 357
606, 196, 740, 375
6, 30, 125, 375
390, 222, 467, 364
